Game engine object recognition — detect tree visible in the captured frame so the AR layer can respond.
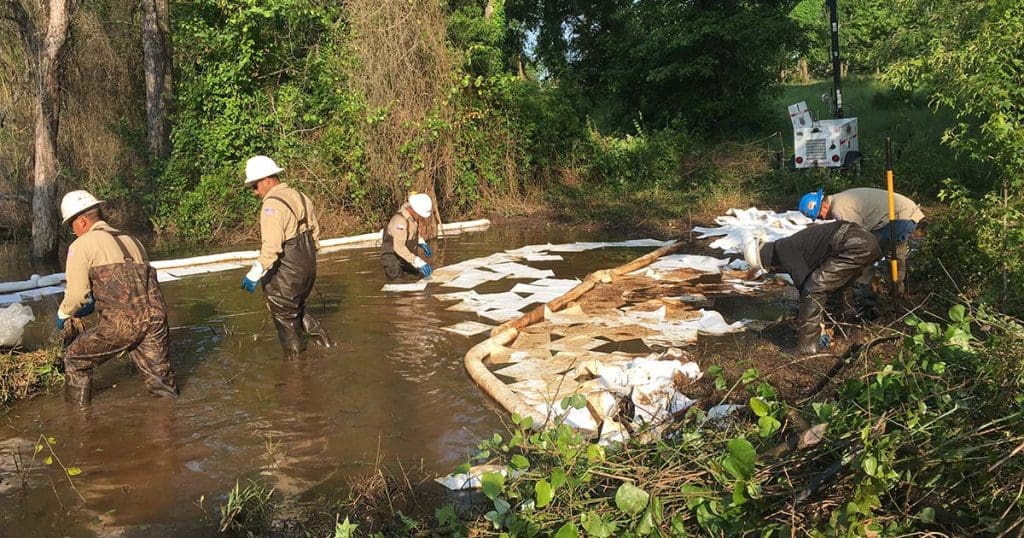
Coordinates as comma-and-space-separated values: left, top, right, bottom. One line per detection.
508, 0, 801, 132
1, 0, 77, 260
141, 0, 172, 160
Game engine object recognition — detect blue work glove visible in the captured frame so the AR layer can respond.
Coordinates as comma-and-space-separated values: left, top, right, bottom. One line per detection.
241, 276, 259, 293
819, 333, 831, 349
74, 295, 95, 318
240, 261, 264, 293
418, 263, 433, 279
419, 242, 433, 258
55, 315, 65, 331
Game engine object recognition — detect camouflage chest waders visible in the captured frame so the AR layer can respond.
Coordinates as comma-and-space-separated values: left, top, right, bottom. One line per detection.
64, 232, 178, 404
262, 195, 332, 356
379, 213, 420, 280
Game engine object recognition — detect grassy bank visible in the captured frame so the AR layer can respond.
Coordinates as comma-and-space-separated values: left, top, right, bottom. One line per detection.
542, 75, 984, 239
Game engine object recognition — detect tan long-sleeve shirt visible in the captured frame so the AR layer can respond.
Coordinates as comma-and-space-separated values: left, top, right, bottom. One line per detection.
385, 205, 424, 264
829, 187, 925, 232
258, 183, 321, 270
60, 220, 148, 317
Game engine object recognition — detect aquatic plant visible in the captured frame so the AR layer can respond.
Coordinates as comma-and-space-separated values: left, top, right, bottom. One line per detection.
219, 480, 275, 535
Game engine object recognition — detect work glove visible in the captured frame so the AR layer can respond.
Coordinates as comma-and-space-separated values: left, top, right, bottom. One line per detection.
74, 295, 95, 318
241, 277, 259, 293
412, 257, 433, 279
241, 261, 264, 294
419, 242, 433, 258
55, 315, 65, 332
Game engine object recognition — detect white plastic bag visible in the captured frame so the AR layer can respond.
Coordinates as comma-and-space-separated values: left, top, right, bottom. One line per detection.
0, 303, 35, 347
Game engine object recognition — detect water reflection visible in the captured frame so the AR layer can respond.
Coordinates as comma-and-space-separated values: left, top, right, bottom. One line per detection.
0, 223, 644, 533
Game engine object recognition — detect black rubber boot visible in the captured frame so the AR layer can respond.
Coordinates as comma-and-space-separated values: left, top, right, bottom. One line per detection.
301, 313, 335, 348
148, 380, 179, 399
65, 380, 92, 406
273, 317, 307, 357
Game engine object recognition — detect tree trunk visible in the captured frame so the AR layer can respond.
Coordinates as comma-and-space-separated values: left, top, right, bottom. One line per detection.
797, 57, 810, 83
141, 0, 172, 160
30, 0, 74, 261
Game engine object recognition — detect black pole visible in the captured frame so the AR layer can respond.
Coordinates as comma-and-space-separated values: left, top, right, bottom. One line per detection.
827, 0, 843, 119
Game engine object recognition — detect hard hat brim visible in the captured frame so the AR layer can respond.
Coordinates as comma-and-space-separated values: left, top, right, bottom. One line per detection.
244, 165, 285, 185
62, 200, 104, 225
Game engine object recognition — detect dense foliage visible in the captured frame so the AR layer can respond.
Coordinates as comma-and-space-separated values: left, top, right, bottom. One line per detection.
369, 305, 1023, 536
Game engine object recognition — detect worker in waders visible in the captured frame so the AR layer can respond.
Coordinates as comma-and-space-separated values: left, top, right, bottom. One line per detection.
240, 156, 333, 356
57, 190, 179, 405
380, 193, 435, 281
799, 187, 925, 295
743, 221, 881, 356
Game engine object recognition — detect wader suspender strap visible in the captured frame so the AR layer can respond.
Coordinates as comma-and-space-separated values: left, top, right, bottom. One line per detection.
265, 195, 309, 234
101, 230, 140, 265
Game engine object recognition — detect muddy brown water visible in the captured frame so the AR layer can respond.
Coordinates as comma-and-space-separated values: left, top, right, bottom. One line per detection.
0, 223, 791, 536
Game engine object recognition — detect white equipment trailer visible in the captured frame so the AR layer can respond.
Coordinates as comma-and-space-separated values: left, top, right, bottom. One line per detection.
789, 101, 859, 169
787, 0, 862, 171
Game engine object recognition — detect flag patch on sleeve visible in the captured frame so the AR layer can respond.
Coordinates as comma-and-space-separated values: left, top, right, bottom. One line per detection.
263, 207, 276, 216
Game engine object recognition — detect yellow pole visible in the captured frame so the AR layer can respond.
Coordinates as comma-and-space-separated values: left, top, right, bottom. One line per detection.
885, 138, 899, 296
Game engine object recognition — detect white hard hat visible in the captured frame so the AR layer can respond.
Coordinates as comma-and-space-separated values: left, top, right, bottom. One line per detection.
408, 193, 433, 218
244, 155, 284, 185
61, 190, 104, 225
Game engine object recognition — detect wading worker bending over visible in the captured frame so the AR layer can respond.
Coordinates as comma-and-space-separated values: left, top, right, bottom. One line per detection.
57, 190, 178, 405
799, 187, 924, 294
380, 193, 435, 281
744, 221, 881, 356
240, 156, 333, 356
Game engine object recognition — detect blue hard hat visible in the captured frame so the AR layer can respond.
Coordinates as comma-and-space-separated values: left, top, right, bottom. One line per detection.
798, 189, 825, 220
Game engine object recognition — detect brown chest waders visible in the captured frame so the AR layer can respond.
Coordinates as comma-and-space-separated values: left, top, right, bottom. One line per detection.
261, 195, 333, 356
64, 231, 178, 404
794, 224, 881, 355
379, 212, 421, 280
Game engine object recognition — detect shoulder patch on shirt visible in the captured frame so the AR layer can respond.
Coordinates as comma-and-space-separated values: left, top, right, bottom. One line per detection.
263, 207, 276, 216
67, 247, 74, 258
395, 224, 405, 230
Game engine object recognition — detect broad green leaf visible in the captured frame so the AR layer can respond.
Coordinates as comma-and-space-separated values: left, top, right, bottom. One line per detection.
481, 472, 504, 500
534, 479, 553, 508
722, 438, 755, 480
731, 480, 747, 506
551, 468, 567, 491
510, 454, 530, 470
554, 522, 579, 538
615, 482, 650, 515
586, 444, 605, 464
581, 511, 617, 537
862, 456, 878, 477
757, 415, 781, 437
749, 396, 770, 417
948, 304, 966, 322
